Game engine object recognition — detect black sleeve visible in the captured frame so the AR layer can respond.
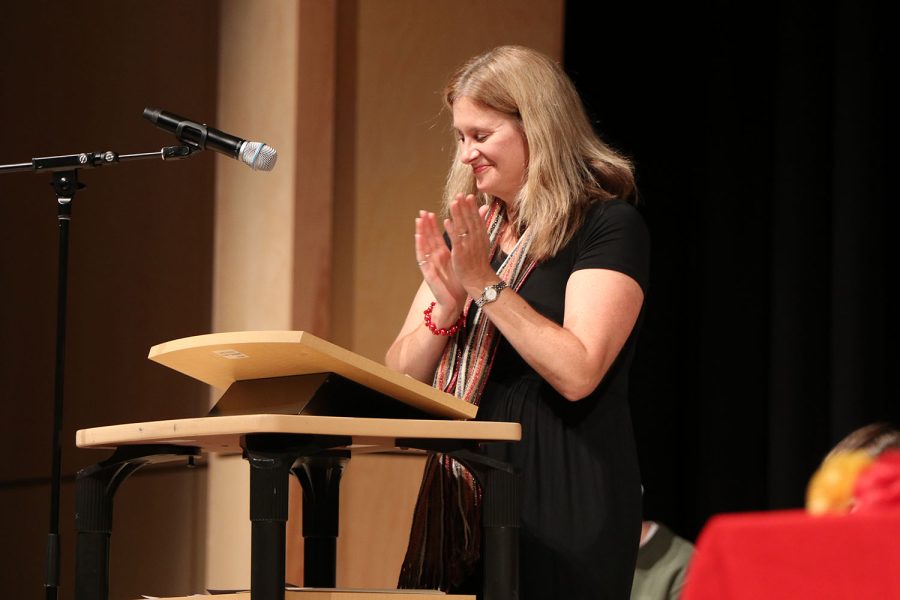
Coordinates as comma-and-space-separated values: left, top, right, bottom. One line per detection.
572, 200, 651, 293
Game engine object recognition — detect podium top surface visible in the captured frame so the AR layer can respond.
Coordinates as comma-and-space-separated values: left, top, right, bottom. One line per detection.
76, 414, 521, 453
149, 330, 476, 420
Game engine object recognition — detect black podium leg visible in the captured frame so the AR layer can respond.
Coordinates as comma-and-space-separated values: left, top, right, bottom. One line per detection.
246, 449, 294, 600
292, 455, 347, 588
75, 445, 198, 600
481, 466, 521, 600
452, 450, 522, 600
75, 473, 118, 600
244, 434, 351, 600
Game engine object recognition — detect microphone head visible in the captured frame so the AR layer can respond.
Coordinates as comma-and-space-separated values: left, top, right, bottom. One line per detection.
239, 141, 278, 172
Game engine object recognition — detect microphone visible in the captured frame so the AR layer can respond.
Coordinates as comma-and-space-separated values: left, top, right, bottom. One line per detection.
142, 107, 277, 172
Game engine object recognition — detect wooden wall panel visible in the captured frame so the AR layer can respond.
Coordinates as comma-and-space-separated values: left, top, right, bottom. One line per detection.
336, 453, 427, 587
293, 1, 338, 338
207, 0, 303, 589
213, 0, 301, 333
0, 1, 218, 598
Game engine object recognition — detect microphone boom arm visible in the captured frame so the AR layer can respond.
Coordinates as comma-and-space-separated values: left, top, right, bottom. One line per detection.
0, 145, 199, 175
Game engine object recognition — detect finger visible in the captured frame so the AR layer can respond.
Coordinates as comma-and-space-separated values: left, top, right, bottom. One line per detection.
417, 210, 437, 234
416, 216, 437, 257
415, 217, 426, 249
446, 195, 463, 235
417, 213, 440, 258
424, 212, 445, 251
444, 215, 457, 240
450, 193, 467, 218
418, 209, 430, 234
460, 194, 481, 233
415, 233, 430, 263
416, 214, 433, 250
453, 194, 481, 242
430, 220, 453, 265
448, 200, 468, 241
478, 203, 490, 221
449, 194, 469, 227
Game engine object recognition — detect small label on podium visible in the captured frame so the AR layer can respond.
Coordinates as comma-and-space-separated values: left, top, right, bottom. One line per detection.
212, 349, 250, 359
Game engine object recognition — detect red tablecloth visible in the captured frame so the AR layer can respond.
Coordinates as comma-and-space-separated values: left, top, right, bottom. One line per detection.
681, 509, 900, 600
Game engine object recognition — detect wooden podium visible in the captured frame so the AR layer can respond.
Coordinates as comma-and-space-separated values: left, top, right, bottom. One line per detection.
74, 332, 522, 600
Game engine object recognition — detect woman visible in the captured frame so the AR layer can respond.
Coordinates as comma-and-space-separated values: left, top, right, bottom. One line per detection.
385, 46, 649, 599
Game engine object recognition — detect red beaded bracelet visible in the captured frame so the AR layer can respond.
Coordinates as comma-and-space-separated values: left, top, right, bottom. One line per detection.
423, 302, 465, 336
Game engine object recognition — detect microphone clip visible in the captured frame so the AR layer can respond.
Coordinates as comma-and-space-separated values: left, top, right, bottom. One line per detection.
161, 145, 198, 161
174, 120, 209, 152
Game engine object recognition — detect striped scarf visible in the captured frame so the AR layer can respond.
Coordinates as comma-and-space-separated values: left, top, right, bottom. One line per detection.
434, 200, 536, 403
399, 201, 537, 592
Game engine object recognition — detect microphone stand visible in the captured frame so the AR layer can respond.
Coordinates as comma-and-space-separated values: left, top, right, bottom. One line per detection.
0, 144, 198, 600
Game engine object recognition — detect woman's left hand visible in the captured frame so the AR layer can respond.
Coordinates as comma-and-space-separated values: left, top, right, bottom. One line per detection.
446, 193, 495, 291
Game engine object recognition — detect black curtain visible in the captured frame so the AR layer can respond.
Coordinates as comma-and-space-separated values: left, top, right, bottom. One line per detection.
564, 1, 899, 540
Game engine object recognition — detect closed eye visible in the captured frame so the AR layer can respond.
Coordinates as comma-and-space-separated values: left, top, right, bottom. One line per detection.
454, 129, 490, 144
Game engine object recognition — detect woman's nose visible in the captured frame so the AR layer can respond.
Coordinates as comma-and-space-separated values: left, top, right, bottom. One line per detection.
460, 147, 481, 165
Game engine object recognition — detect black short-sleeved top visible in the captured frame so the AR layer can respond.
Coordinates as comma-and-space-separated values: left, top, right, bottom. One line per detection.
475, 199, 650, 600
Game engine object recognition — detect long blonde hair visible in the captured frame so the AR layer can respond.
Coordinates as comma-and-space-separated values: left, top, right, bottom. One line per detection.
443, 46, 635, 260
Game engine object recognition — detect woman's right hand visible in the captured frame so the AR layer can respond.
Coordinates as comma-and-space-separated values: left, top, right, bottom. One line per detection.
416, 210, 466, 320
386, 204, 489, 381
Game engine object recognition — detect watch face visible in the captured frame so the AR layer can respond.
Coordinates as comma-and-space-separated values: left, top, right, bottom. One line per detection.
485, 287, 498, 301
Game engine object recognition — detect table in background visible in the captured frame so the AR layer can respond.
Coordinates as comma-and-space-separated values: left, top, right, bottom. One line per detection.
681, 508, 900, 600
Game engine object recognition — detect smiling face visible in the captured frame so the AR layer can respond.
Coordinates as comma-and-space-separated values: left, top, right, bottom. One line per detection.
452, 96, 528, 203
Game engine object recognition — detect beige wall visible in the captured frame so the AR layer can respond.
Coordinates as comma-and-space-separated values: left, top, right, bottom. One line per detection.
208, 0, 302, 585
214, 0, 302, 334
0, 0, 563, 596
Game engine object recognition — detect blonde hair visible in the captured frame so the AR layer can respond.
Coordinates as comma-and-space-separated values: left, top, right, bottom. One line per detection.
443, 45, 636, 260
824, 422, 900, 464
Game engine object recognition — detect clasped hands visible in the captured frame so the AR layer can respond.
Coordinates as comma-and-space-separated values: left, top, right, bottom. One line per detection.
416, 193, 495, 324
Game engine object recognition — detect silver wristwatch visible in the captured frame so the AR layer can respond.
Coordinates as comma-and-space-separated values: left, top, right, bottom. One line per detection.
474, 280, 508, 308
